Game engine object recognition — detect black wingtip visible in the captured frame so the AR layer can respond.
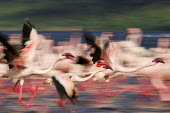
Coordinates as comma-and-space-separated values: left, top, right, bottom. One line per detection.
83, 30, 102, 64
22, 18, 35, 47
0, 33, 19, 57
24, 18, 35, 28
83, 31, 95, 42
83, 30, 98, 50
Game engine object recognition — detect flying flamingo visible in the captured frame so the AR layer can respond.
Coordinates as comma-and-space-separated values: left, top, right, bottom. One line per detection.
112, 44, 170, 101
125, 57, 170, 101
0, 19, 75, 105
79, 31, 165, 97
43, 65, 112, 105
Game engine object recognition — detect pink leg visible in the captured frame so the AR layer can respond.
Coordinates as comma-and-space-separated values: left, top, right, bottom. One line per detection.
13, 81, 41, 99
20, 86, 49, 108
56, 97, 78, 106
13, 81, 49, 107
17, 85, 38, 108
18, 84, 23, 103
13, 87, 37, 97
106, 87, 138, 97
35, 84, 50, 91
78, 79, 94, 90
23, 84, 51, 101
17, 80, 31, 106
56, 99, 69, 106
25, 84, 51, 105
105, 82, 111, 96
105, 82, 138, 97
25, 84, 51, 104
1, 80, 42, 107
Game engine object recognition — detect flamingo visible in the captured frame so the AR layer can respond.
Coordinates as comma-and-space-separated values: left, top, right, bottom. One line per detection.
0, 19, 75, 104
125, 57, 170, 101
43, 65, 112, 105
113, 43, 170, 101
80, 31, 165, 97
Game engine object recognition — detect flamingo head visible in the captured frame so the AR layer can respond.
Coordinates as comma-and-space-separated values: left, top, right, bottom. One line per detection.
102, 65, 113, 71
62, 52, 75, 60
152, 58, 165, 64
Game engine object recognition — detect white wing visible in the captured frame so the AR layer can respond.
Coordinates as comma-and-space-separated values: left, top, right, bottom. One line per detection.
20, 28, 40, 64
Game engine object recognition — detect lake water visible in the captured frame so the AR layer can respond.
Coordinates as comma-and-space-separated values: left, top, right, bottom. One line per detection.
0, 77, 170, 113
1, 31, 170, 48
0, 30, 170, 112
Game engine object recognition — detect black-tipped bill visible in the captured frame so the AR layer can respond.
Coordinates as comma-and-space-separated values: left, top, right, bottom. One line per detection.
152, 58, 165, 64
62, 52, 75, 60
103, 65, 113, 71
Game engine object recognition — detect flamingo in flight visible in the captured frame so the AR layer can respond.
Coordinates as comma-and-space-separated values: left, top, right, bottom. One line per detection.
80, 31, 165, 97
43, 65, 112, 105
0, 19, 75, 105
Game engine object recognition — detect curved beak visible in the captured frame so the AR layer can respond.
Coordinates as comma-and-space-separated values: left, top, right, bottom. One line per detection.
152, 59, 165, 64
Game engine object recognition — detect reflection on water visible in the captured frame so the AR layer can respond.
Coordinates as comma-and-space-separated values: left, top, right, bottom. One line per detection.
0, 77, 170, 113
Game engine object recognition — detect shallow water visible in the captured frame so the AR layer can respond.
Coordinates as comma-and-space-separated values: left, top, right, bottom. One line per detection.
0, 77, 170, 113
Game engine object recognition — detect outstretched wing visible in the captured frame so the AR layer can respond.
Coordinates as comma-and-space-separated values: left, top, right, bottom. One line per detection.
0, 33, 19, 68
83, 31, 101, 64
102, 41, 112, 65
13, 18, 40, 65
20, 19, 39, 64
0, 33, 19, 57
22, 18, 35, 48
52, 75, 77, 103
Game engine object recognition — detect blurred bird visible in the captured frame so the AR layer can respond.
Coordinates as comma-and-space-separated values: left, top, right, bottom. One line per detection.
0, 19, 75, 104
43, 66, 111, 105
82, 31, 165, 97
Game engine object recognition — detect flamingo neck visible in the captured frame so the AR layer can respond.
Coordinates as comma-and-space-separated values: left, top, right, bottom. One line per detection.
32, 57, 62, 74
116, 62, 158, 73
71, 67, 105, 82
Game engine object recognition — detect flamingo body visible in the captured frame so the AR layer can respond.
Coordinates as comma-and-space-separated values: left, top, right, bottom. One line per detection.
52, 75, 78, 103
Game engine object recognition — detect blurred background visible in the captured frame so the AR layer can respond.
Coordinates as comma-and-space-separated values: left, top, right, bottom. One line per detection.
0, 0, 170, 113
0, 0, 170, 48
0, 0, 169, 31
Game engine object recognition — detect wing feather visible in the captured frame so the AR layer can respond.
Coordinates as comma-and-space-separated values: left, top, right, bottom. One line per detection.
83, 31, 101, 64
0, 33, 19, 68
22, 18, 34, 47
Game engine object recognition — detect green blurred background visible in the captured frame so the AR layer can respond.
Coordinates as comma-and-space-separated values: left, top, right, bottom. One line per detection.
0, 0, 170, 31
